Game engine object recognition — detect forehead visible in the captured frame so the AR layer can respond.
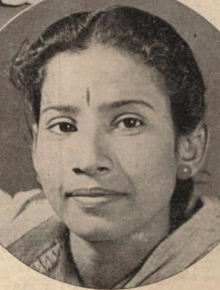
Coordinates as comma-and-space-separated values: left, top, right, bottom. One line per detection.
41, 45, 169, 110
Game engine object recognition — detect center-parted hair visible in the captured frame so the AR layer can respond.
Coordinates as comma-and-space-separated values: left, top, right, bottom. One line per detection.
10, 5, 206, 230
11, 5, 205, 135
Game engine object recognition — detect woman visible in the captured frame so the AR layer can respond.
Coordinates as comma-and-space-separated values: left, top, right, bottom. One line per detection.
1, 5, 220, 289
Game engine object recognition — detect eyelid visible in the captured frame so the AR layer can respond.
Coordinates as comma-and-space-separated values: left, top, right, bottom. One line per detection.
112, 113, 145, 126
47, 119, 77, 136
46, 116, 76, 128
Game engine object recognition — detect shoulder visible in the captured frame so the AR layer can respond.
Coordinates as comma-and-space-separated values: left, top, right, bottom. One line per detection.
8, 215, 67, 270
171, 195, 220, 259
0, 189, 66, 264
126, 195, 220, 287
0, 188, 67, 271
153, 195, 220, 281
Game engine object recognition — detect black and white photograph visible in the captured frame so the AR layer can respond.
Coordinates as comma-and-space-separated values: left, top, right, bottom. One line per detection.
0, 0, 220, 289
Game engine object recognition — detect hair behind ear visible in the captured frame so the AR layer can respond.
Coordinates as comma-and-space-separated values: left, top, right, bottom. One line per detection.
169, 178, 203, 232
177, 123, 208, 177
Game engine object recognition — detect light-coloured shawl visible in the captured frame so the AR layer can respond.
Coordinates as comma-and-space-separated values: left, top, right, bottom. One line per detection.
0, 189, 220, 288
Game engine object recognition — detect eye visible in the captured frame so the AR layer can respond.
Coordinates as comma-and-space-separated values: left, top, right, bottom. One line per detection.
117, 118, 143, 129
48, 120, 77, 134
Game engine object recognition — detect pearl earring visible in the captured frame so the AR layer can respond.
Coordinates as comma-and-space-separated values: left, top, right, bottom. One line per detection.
177, 165, 192, 180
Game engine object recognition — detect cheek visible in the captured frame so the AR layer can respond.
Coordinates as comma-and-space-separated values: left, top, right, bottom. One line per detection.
33, 136, 63, 207
114, 134, 177, 204
116, 134, 176, 172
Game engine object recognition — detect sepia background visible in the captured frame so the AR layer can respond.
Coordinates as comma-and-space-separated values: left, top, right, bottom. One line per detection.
0, 0, 220, 290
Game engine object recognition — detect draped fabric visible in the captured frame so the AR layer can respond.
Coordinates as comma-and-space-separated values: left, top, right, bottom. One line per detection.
1, 189, 220, 288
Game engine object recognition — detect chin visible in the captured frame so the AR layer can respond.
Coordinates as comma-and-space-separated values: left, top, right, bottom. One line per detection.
64, 215, 127, 242
73, 229, 114, 242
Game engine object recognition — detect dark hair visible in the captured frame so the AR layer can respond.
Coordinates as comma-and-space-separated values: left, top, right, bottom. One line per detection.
10, 6, 206, 230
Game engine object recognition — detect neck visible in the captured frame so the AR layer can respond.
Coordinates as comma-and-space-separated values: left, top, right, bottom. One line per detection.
69, 205, 170, 289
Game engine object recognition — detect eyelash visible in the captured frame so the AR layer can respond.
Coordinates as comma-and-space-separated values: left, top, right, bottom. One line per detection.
47, 118, 77, 135
47, 115, 145, 135
115, 116, 144, 130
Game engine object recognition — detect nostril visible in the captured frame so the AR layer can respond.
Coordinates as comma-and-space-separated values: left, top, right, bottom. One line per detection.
73, 168, 84, 175
72, 166, 109, 175
98, 167, 109, 172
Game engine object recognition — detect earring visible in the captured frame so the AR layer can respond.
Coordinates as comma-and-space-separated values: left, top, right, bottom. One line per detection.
177, 165, 192, 180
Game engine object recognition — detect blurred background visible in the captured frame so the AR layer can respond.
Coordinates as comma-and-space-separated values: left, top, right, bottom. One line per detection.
0, 0, 220, 197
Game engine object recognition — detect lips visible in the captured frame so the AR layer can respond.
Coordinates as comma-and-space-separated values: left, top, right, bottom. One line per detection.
66, 187, 127, 197
65, 187, 128, 208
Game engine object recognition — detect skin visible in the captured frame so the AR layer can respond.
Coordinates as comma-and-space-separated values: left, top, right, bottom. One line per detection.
33, 45, 177, 239
32, 45, 206, 287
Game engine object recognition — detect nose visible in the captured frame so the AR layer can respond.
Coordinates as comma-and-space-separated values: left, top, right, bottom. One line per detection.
72, 131, 113, 177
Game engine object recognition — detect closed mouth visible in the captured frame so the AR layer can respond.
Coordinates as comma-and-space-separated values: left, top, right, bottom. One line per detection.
65, 187, 128, 198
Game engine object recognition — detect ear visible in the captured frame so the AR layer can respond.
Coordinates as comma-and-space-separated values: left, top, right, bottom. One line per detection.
176, 123, 209, 178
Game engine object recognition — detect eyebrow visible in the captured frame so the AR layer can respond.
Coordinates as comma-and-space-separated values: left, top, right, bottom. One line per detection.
41, 105, 80, 116
40, 100, 154, 116
100, 100, 155, 112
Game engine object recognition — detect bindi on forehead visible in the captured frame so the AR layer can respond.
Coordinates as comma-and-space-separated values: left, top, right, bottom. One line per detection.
86, 87, 91, 107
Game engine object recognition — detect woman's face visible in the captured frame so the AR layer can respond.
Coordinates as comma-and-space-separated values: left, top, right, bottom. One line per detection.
33, 46, 178, 241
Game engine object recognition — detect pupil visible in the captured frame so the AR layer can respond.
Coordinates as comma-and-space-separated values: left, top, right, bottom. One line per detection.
60, 123, 74, 132
124, 118, 136, 128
